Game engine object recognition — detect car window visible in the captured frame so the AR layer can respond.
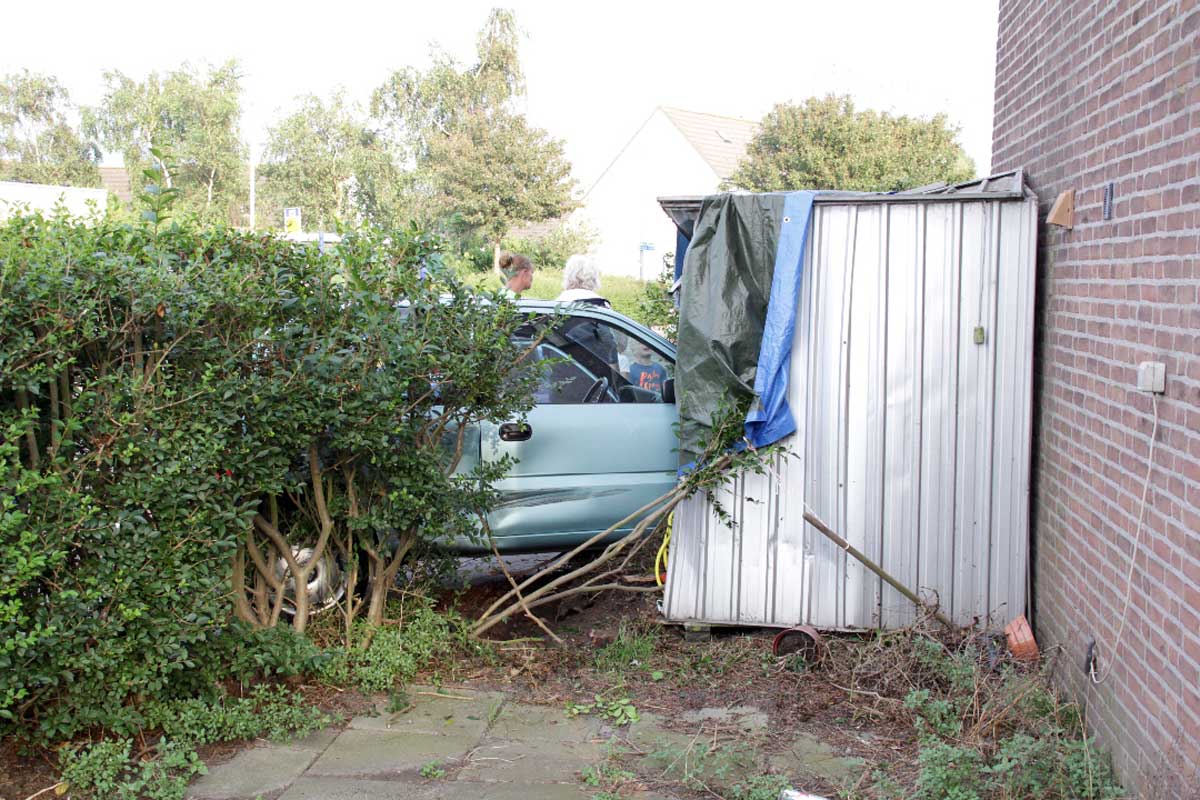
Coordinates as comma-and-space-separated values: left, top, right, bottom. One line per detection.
528, 342, 596, 404
548, 317, 674, 404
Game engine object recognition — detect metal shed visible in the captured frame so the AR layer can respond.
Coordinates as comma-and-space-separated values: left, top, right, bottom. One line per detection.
662, 172, 1039, 630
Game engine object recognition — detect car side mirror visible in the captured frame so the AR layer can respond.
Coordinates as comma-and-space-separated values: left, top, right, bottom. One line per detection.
662, 377, 676, 404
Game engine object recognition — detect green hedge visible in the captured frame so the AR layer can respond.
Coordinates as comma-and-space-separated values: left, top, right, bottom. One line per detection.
0, 213, 537, 744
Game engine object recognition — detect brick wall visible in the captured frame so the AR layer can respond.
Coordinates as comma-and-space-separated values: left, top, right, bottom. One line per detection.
991, 0, 1199, 791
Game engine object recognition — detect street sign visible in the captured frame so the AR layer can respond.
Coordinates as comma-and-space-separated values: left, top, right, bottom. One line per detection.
639, 241, 655, 252
284, 207, 301, 234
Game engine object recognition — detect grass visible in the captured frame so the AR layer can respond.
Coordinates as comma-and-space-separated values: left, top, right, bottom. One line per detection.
594, 622, 658, 672
459, 267, 651, 321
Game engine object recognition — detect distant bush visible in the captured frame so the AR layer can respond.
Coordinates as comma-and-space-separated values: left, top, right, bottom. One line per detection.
502, 220, 597, 272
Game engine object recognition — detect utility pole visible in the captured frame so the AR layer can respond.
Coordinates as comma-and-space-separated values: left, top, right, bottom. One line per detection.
248, 145, 257, 231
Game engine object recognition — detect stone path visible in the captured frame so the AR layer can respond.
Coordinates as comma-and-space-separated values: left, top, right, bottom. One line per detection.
186, 686, 862, 800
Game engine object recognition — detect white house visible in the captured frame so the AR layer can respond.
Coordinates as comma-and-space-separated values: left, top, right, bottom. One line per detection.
0, 181, 109, 221
576, 107, 758, 280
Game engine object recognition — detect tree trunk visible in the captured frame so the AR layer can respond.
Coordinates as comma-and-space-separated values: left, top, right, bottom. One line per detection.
231, 547, 260, 626
493, 242, 501, 276
365, 536, 414, 626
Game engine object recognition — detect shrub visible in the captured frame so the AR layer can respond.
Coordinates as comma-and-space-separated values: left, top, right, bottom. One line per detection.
501, 220, 597, 272
0, 207, 541, 743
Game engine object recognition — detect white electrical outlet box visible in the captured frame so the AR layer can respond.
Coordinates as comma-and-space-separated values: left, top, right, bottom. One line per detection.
1137, 361, 1166, 393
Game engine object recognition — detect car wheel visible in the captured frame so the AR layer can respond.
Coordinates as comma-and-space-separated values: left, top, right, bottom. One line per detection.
273, 546, 347, 616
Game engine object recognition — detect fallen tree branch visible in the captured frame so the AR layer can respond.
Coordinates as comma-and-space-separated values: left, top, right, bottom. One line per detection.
472, 485, 690, 639
487, 525, 564, 645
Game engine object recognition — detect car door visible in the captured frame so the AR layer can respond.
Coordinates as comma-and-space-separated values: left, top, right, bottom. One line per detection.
479, 309, 678, 553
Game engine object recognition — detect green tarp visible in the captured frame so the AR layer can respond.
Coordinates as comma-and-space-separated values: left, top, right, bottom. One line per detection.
676, 193, 788, 467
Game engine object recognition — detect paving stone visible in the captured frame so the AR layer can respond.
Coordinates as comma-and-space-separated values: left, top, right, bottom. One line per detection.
768, 732, 865, 786
307, 729, 479, 777
349, 688, 506, 738
187, 738, 330, 800
278, 776, 440, 799
469, 781, 596, 799
283, 776, 669, 800
456, 736, 603, 784
285, 727, 341, 751
680, 705, 769, 735
486, 702, 600, 743
618, 713, 759, 793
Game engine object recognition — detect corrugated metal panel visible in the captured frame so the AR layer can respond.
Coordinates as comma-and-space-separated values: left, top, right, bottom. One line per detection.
664, 188, 1038, 630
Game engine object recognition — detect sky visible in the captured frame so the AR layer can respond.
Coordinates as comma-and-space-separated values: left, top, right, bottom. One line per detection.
2, 0, 1000, 184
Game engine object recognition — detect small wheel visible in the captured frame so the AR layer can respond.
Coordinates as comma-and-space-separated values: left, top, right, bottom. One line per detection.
583, 376, 610, 403
273, 546, 347, 616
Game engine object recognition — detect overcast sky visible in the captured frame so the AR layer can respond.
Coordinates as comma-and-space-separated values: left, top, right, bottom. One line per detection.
3, 0, 1000, 183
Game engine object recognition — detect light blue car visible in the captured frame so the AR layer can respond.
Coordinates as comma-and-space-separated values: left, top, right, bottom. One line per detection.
287, 299, 679, 613
449, 298, 679, 554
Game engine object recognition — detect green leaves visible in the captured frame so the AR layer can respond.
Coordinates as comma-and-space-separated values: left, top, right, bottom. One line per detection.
1, 209, 544, 741
727, 94, 976, 193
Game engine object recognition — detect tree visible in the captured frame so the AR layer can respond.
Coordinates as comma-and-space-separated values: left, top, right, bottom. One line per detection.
257, 92, 405, 231
0, 70, 100, 187
86, 61, 246, 224
372, 8, 524, 162
425, 109, 576, 252
727, 95, 975, 193
372, 9, 577, 263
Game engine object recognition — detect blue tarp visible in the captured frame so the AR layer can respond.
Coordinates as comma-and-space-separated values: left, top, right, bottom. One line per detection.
743, 191, 817, 449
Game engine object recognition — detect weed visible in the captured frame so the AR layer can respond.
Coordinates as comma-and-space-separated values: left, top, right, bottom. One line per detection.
839, 628, 1125, 799
566, 694, 640, 726
914, 741, 985, 800
732, 774, 792, 800
594, 622, 657, 672
59, 738, 207, 800
142, 685, 330, 745
58, 686, 330, 800
581, 763, 636, 788
318, 594, 466, 692
385, 687, 411, 714
419, 761, 446, 779
644, 740, 757, 793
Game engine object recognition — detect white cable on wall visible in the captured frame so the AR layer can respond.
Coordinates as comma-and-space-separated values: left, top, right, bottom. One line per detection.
1090, 394, 1160, 685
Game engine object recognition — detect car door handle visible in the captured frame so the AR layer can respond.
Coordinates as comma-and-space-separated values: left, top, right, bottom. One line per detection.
499, 422, 532, 442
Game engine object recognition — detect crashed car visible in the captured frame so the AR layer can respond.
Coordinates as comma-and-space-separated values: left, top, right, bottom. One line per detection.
288, 298, 679, 611
450, 298, 678, 554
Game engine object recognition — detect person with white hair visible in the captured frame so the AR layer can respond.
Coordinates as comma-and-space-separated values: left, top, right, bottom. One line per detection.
556, 253, 623, 374
556, 254, 611, 308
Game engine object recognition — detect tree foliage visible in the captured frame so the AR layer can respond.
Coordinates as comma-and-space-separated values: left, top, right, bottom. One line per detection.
0, 70, 100, 187
426, 109, 576, 244
727, 95, 975, 193
372, 8, 525, 162
257, 92, 405, 231
85, 60, 247, 224
372, 9, 576, 253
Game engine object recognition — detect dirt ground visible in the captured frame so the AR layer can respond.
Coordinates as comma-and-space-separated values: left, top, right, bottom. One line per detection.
434, 555, 928, 797
1, 552, 941, 800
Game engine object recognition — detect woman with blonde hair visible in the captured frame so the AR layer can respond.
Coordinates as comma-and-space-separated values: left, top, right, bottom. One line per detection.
499, 252, 534, 298
556, 254, 610, 308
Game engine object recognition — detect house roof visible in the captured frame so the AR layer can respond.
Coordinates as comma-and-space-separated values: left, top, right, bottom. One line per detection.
99, 166, 133, 204
659, 107, 759, 182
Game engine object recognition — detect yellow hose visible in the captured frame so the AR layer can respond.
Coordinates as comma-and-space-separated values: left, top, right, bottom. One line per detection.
655, 513, 672, 587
